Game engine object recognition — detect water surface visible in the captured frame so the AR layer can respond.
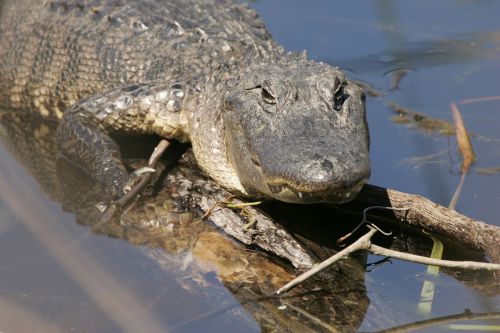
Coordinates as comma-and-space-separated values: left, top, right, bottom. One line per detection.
251, 1, 500, 331
1, 0, 500, 332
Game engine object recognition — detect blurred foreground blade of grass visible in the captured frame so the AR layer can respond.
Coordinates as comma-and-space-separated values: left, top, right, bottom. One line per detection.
418, 102, 476, 316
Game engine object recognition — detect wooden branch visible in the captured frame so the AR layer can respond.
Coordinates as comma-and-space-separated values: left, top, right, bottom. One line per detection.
276, 228, 377, 294
184, 179, 500, 276
369, 244, 500, 270
369, 310, 500, 333
350, 184, 500, 263
277, 226, 500, 295
184, 177, 316, 270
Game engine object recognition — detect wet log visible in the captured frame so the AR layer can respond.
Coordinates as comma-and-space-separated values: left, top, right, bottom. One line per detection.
350, 184, 500, 264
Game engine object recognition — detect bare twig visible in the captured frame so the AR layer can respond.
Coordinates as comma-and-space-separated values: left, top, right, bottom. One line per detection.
448, 172, 466, 211
197, 194, 236, 221
276, 228, 377, 294
368, 245, 500, 270
459, 95, 500, 105
226, 201, 262, 208
369, 310, 500, 333
337, 206, 407, 245
277, 226, 500, 295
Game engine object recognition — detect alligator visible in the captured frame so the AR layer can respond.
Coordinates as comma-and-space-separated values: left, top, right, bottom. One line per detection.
0, 0, 370, 204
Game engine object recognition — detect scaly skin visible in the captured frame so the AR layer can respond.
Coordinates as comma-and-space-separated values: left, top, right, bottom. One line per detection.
0, 0, 370, 203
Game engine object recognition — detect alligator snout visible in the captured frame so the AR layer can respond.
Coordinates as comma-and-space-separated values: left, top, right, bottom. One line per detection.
304, 155, 369, 190
263, 152, 370, 203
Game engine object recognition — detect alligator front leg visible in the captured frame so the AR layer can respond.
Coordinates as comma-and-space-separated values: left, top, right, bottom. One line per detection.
56, 82, 190, 198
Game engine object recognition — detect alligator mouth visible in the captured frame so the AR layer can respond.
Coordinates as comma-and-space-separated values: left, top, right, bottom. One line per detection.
267, 178, 368, 204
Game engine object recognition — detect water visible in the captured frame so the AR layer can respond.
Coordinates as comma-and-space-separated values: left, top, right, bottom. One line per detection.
250, 1, 500, 331
1, 1, 500, 332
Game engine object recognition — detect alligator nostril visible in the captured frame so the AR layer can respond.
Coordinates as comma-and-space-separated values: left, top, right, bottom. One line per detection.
250, 156, 261, 168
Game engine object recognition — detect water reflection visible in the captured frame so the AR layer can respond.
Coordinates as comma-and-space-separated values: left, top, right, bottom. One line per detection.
0, 110, 370, 331
330, 31, 500, 74
2, 0, 500, 330
250, 1, 500, 330
1, 106, 498, 331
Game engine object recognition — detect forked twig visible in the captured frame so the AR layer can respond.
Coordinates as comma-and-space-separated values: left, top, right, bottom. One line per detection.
197, 194, 237, 221
337, 206, 408, 245
277, 223, 500, 295
277, 227, 377, 295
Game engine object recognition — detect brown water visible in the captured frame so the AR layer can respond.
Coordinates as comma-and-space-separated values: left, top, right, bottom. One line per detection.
1, 1, 500, 332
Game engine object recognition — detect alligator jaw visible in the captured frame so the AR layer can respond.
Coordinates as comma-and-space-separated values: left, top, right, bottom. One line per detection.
266, 177, 368, 204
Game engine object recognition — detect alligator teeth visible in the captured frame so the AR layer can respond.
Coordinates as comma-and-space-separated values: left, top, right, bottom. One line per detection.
298, 192, 303, 199
95, 202, 108, 213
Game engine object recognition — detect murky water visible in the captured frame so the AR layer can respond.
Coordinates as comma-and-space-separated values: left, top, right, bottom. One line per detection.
1, 1, 500, 332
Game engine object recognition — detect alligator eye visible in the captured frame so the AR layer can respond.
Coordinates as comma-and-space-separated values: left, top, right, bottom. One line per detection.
261, 88, 276, 105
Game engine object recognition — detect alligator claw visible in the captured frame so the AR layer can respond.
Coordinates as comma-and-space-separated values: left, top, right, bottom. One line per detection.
114, 140, 170, 212
123, 167, 157, 193
131, 166, 156, 178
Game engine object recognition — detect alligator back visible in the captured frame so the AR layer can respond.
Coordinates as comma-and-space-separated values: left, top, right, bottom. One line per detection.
0, 0, 273, 118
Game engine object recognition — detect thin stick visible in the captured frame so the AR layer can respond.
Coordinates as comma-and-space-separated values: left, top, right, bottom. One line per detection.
352, 184, 500, 263
337, 206, 408, 245
369, 244, 500, 270
371, 310, 500, 333
277, 226, 500, 295
276, 228, 377, 294
281, 301, 339, 333
458, 95, 500, 105
197, 194, 237, 221
226, 201, 262, 208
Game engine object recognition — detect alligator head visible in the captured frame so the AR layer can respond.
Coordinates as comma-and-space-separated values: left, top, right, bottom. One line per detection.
223, 60, 370, 204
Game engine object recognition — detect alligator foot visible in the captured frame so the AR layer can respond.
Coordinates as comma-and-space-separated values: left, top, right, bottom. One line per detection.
99, 139, 170, 224
117, 139, 170, 207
